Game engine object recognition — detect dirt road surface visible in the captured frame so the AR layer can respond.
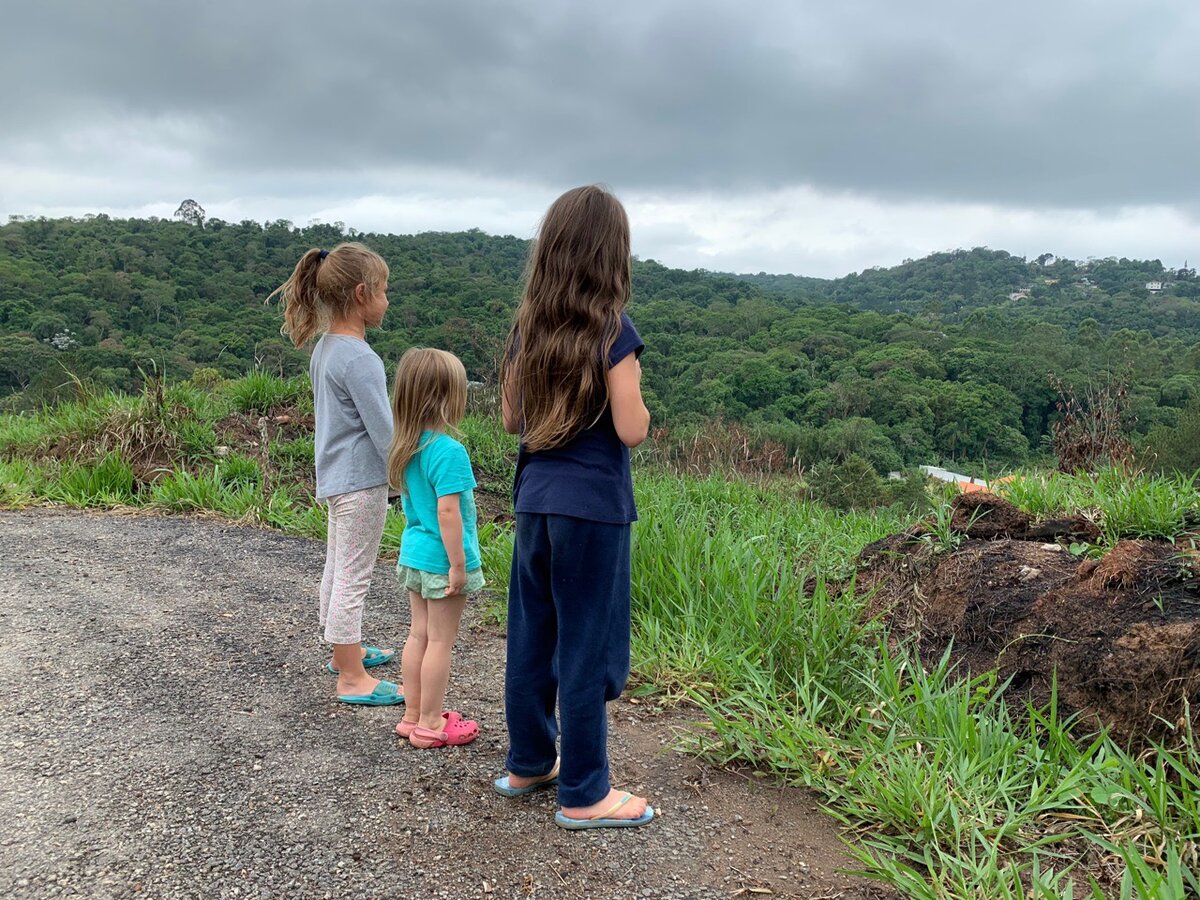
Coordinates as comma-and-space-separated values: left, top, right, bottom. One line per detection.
0, 509, 893, 899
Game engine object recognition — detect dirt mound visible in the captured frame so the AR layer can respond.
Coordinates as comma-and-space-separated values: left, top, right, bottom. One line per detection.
951, 492, 1031, 538
856, 496, 1200, 744
214, 406, 315, 450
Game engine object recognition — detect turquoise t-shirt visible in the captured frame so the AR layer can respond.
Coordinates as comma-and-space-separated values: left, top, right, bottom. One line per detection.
398, 432, 481, 574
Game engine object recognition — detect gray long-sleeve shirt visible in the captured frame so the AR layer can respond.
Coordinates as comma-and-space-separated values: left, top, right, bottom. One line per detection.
309, 334, 394, 500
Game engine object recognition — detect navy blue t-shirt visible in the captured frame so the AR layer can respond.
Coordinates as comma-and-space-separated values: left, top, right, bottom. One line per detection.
512, 312, 645, 525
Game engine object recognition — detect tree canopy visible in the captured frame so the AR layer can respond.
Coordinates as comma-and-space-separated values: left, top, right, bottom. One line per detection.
2, 215, 1195, 472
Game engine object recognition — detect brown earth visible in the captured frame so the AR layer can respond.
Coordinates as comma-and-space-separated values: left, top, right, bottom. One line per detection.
856, 493, 1200, 744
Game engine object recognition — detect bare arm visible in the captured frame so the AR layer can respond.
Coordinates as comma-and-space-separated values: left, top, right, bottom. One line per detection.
607, 353, 650, 448
437, 493, 467, 596
501, 376, 520, 435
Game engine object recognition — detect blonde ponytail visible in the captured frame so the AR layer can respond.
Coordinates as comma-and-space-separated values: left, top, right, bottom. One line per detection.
266, 242, 389, 348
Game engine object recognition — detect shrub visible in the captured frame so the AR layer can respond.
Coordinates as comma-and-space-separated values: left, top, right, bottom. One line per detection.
806, 453, 885, 510
190, 367, 223, 390
1049, 372, 1135, 473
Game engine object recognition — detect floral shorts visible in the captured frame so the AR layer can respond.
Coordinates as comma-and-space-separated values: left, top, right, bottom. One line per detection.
398, 564, 485, 599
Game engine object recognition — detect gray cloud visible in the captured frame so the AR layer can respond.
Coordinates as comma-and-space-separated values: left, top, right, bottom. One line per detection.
4, 0, 1198, 210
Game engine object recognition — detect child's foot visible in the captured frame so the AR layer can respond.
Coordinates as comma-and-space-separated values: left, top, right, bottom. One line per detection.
409, 711, 479, 748
560, 789, 651, 824
394, 715, 421, 738
327, 645, 394, 673
336, 672, 381, 698
504, 763, 560, 791
494, 759, 560, 797
335, 679, 404, 706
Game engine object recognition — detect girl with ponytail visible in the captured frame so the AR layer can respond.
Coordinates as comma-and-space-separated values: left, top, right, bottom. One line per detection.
268, 242, 404, 706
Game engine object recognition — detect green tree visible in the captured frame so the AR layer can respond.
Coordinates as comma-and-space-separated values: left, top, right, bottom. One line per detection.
1159, 374, 1197, 408
1146, 396, 1200, 475
0, 335, 55, 392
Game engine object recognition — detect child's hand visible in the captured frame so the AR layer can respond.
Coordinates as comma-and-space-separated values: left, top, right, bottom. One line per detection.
446, 563, 467, 597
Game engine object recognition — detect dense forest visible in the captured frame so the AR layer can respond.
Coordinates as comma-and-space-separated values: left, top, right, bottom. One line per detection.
2, 213, 1198, 473
740, 249, 1200, 332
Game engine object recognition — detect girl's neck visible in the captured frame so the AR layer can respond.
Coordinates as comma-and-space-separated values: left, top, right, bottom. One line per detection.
327, 313, 366, 340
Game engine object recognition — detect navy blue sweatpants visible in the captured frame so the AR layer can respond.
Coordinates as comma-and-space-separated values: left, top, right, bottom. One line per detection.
504, 512, 632, 808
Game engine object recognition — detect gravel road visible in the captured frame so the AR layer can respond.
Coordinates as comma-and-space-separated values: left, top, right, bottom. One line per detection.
0, 509, 894, 899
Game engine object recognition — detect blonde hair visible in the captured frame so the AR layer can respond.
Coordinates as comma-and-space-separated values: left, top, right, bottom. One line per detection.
387, 348, 469, 493
266, 241, 389, 348
500, 185, 631, 452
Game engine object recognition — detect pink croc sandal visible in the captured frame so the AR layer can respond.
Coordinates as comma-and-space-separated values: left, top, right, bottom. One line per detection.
396, 711, 458, 739
409, 711, 479, 749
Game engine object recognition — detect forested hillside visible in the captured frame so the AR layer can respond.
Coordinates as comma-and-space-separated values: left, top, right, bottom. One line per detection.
740, 248, 1200, 336
2, 214, 1198, 473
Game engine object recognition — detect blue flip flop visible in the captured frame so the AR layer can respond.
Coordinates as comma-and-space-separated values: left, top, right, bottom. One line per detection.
326, 645, 395, 674
336, 680, 405, 706
493, 761, 560, 798
554, 793, 655, 830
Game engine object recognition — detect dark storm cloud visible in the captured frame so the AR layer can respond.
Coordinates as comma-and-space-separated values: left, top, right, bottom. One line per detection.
2, 0, 1197, 208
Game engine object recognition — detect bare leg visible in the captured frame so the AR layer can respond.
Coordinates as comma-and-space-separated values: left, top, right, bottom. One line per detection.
333, 643, 378, 696
417, 593, 468, 730
398, 591, 428, 730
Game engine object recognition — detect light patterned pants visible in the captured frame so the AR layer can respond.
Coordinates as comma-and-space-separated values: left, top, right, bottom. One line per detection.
318, 485, 389, 645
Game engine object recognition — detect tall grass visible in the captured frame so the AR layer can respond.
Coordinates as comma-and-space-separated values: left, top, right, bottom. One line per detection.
47, 452, 136, 507
458, 414, 517, 486
998, 468, 1198, 545
0, 391, 133, 458
149, 467, 259, 515
224, 371, 308, 416
629, 473, 900, 694
625, 471, 1198, 895
0, 458, 51, 507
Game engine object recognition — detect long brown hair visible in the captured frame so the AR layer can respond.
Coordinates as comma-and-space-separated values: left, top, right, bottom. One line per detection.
266, 242, 389, 347
501, 185, 631, 451
387, 348, 469, 493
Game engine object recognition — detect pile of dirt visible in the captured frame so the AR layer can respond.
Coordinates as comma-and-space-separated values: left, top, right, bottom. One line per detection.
214, 406, 315, 450
45, 390, 189, 482
856, 493, 1200, 744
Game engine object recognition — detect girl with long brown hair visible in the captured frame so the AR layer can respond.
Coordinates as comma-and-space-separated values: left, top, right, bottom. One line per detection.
387, 348, 482, 749
268, 242, 403, 707
493, 186, 654, 829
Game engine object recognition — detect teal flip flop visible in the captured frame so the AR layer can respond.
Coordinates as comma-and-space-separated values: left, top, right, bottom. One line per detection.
493, 761, 560, 798
336, 680, 405, 706
554, 794, 655, 830
326, 645, 395, 674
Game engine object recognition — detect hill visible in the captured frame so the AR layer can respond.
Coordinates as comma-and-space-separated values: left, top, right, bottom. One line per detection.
737, 247, 1200, 336
2, 215, 1198, 472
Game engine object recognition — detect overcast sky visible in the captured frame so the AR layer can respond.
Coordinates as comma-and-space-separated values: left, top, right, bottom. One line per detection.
2, 0, 1197, 278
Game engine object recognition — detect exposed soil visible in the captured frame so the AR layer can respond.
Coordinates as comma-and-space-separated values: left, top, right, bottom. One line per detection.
856, 493, 1200, 744
474, 486, 515, 527
0, 508, 894, 900
214, 407, 316, 450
